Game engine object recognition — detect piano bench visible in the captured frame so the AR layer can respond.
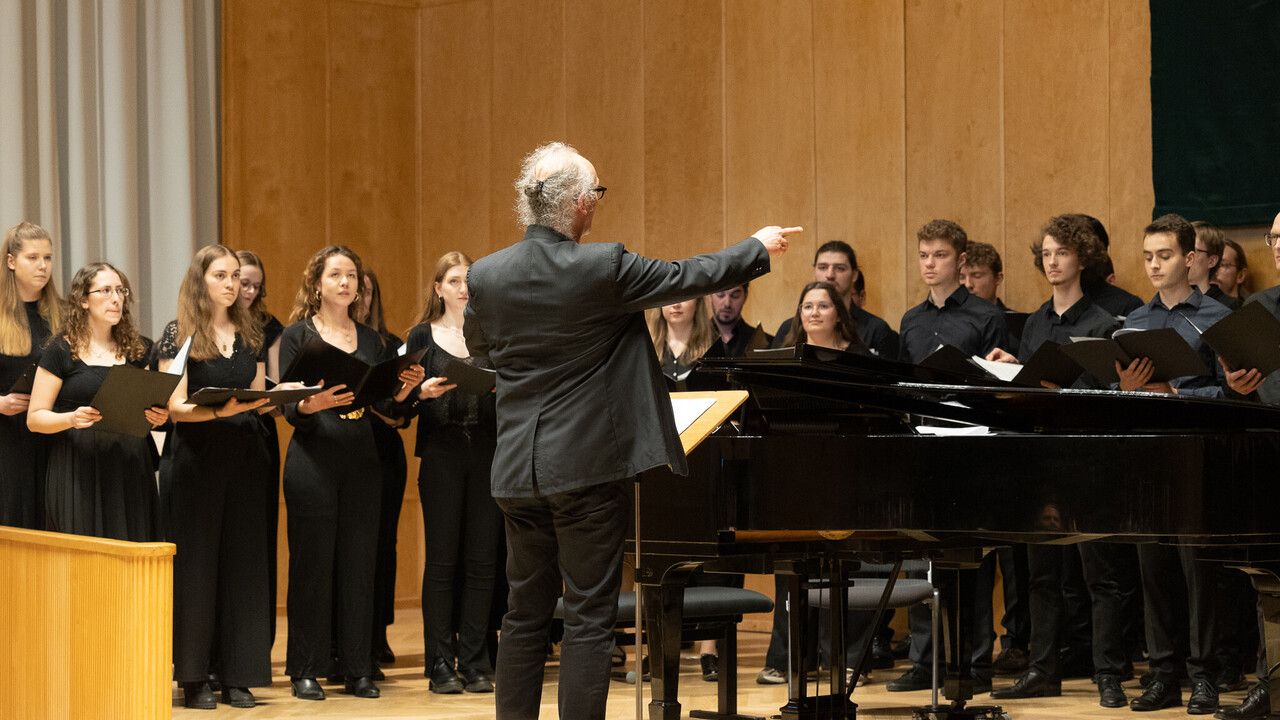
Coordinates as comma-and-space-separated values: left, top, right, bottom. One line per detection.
554, 587, 774, 720
806, 578, 936, 609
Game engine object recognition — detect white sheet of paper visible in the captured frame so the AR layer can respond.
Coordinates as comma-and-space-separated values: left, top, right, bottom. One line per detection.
971, 356, 1021, 383
166, 337, 193, 376
914, 424, 993, 437
671, 397, 717, 435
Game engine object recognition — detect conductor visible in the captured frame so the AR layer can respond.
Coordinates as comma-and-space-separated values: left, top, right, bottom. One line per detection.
464, 141, 797, 720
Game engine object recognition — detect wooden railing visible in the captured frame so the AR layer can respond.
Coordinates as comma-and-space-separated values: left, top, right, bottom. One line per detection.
0, 526, 175, 720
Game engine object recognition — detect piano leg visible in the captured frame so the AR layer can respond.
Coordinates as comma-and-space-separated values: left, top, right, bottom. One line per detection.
779, 560, 857, 720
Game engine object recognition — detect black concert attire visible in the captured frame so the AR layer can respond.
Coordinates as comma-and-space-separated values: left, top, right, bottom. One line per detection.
1122, 289, 1231, 690
464, 224, 768, 720
0, 300, 52, 528
776, 302, 899, 359
402, 324, 501, 678
708, 317, 772, 358
1206, 284, 1243, 311
370, 332, 409, 661
1082, 275, 1144, 318
897, 287, 1010, 684
899, 286, 1009, 364
257, 313, 285, 643
39, 337, 160, 540
1006, 297, 1143, 685
279, 319, 399, 681
157, 321, 274, 688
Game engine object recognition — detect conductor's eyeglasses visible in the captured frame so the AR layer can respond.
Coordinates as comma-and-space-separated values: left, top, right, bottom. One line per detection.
586, 186, 607, 201
1266, 233, 1280, 247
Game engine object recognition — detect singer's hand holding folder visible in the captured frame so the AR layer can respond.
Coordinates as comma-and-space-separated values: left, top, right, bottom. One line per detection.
281, 333, 427, 408
1200, 302, 1280, 377
187, 385, 324, 408
89, 365, 182, 438
439, 356, 496, 395
1058, 328, 1207, 385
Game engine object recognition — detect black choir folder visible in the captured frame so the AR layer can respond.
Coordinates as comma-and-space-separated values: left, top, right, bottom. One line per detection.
440, 356, 496, 395
921, 343, 1084, 388
1200, 302, 1280, 377
8, 361, 38, 394
90, 365, 182, 438
187, 385, 324, 408
1058, 328, 1208, 385
280, 333, 427, 408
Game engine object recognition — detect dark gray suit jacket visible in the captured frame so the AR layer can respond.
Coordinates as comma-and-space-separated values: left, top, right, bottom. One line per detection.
1245, 285, 1280, 405
464, 224, 770, 498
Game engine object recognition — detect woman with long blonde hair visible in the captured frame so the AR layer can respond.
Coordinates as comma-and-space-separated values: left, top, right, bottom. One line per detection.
646, 295, 716, 388
403, 251, 501, 694
277, 246, 423, 702
0, 222, 61, 528
157, 245, 274, 709
27, 262, 168, 539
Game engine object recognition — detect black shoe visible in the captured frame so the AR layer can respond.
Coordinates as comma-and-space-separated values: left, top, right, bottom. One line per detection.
991, 670, 1061, 699
1188, 679, 1220, 715
345, 676, 380, 698
428, 658, 463, 694
182, 681, 216, 709
1097, 675, 1127, 708
461, 667, 494, 693
1131, 679, 1182, 711
992, 647, 1030, 677
290, 677, 325, 701
871, 635, 896, 670
700, 654, 719, 682
1215, 683, 1269, 720
886, 665, 932, 692
1217, 669, 1249, 693
222, 687, 254, 708
205, 673, 222, 693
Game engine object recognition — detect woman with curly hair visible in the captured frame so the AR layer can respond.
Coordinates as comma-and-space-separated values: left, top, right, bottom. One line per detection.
0, 222, 61, 528
26, 262, 168, 540
277, 246, 423, 702
158, 245, 274, 709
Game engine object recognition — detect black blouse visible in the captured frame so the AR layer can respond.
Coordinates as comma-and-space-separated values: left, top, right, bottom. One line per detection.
0, 301, 52, 390
38, 337, 148, 412
403, 323, 495, 438
156, 320, 260, 394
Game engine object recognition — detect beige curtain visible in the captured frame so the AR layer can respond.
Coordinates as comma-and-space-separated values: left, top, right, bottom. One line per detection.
0, 0, 220, 338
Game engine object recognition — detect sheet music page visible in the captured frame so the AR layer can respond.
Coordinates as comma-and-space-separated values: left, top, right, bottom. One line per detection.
671, 397, 717, 435
971, 356, 1022, 383
166, 337, 193, 376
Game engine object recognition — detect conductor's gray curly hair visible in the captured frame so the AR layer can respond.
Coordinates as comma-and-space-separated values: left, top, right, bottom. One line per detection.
513, 142, 597, 236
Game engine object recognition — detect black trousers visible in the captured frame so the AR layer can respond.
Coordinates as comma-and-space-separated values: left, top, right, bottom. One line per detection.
1137, 544, 1219, 683
907, 567, 993, 679
995, 545, 1031, 651
419, 426, 500, 672
494, 479, 630, 720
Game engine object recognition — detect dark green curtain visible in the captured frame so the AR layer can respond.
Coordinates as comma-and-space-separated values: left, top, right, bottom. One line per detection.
1150, 0, 1280, 224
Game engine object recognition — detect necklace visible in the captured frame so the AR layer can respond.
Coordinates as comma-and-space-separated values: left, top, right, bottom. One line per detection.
435, 322, 464, 339
315, 314, 354, 345
213, 327, 236, 353
86, 341, 115, 361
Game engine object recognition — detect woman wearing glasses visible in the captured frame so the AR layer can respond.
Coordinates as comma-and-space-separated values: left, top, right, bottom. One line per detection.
158, 245, 274, 709
26, 262, 169, 540
0, 222, 61, 529
780, 281, 865, 352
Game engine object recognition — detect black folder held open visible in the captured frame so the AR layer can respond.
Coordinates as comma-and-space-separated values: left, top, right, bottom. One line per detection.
280, 333, 427, 409
89, 365, 182, 438
1200, 302, 1280, 377
1058, 328, 1208, 385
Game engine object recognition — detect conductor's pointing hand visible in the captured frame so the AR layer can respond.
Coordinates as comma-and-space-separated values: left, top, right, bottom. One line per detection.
753, 226, 803, 260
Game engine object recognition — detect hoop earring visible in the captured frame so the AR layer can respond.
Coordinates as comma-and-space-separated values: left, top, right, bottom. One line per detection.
353, 291, 361, 302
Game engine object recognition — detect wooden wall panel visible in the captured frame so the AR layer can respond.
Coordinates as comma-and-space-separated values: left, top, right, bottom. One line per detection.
564, 0, 645, 253
1108, 0, 1158, 297
724, 0, 817, 332
904, 0, 1005, 307
813, 0, 907, 331
1002, 0, 1110, 313
643, 0, 724, 263
488, 0, 566, 254
328, 0, 420, 337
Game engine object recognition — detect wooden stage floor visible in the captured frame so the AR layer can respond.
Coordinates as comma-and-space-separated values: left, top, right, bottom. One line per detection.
172, 608, 1250, 719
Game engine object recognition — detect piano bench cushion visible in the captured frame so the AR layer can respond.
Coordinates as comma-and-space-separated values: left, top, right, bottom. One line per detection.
807, 579, 935, 610
552, 587, 774, 625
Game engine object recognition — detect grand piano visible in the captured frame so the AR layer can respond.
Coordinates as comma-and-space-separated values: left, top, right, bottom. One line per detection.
634, 344, 1280, 720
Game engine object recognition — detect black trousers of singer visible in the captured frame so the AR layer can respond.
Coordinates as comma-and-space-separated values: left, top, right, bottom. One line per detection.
371, 421, 407, 650
494, 478, 630, 720
419, 426, 501, 673
1137, 544, 1219, 684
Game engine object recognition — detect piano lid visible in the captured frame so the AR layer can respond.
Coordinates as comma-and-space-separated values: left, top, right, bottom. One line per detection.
697, 343, 1280, 434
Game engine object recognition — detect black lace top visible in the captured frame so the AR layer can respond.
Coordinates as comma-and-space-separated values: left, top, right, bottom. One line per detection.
403, 323, 495, 438
156, 320, 260, 394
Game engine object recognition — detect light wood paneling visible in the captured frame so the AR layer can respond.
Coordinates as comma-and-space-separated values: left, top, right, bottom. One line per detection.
329, 1, 421, 337
0, 527, 173, 720
724, 0, 817, 332
643, 0, 724, 263
904, 0, 1005, 306
1002, 0, 1111, 313
564, 0, 645, 253
813, 0, 908, 330
1108, 0, 1158, 297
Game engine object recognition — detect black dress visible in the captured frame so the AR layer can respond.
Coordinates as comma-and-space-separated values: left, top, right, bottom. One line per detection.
39, 337, 160, 541
0, 301, 51, 528
279, 319, 387, 679
157, 321, 274, 687
257, 313, 285, 642
370, 333, 408, 656
403, 324, 500, 674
